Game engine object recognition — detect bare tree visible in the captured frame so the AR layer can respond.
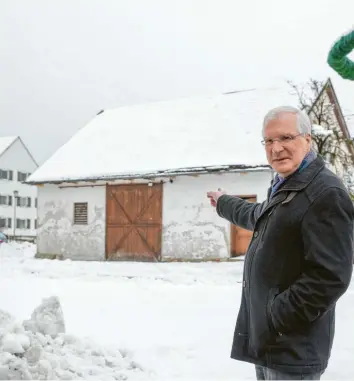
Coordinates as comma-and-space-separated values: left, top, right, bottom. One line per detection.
288, 78, 354, 198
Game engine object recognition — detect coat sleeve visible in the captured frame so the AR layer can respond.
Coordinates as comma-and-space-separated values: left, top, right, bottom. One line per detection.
216, 194, 265, 231
270, 186, 354, 334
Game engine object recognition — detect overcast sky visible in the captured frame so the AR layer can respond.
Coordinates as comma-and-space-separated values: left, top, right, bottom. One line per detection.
0, 0, 353, 165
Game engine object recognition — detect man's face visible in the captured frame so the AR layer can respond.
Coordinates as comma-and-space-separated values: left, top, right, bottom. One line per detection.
263, 113, 311, 177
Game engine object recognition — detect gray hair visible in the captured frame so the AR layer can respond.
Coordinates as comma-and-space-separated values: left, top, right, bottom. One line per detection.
262, 106, 312, 137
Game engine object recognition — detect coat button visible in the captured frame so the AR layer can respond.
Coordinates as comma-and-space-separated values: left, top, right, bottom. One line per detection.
254, 231, 259, 238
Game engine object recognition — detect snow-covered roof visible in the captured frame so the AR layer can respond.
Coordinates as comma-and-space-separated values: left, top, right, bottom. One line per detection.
27, 86, 300, 184
0, 136, 18, 157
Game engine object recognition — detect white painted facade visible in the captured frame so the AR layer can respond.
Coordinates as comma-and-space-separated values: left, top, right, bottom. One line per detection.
0, 138, 38, 238
161, 170, 272, 259
36, 170, 272, 260
37, 184, 105, 260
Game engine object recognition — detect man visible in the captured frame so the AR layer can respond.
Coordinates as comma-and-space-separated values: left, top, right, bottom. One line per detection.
207, 106, 354, 380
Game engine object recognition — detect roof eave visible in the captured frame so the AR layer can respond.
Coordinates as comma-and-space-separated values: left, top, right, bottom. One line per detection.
26, 164, 271, 185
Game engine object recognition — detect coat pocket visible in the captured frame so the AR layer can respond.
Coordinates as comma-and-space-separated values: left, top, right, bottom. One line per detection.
266, 287, 279, 336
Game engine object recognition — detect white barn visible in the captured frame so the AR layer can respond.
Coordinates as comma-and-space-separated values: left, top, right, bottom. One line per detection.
27, 87, 299, 261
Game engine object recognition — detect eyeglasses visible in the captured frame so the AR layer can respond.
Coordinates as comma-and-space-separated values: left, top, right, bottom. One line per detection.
261, 133, 304, 147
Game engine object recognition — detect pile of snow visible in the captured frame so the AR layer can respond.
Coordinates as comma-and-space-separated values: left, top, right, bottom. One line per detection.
0, 296, 145, 380
0, 241, 36, 260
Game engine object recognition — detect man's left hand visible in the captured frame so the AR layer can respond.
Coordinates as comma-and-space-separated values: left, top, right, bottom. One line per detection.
207, 189, 226, 207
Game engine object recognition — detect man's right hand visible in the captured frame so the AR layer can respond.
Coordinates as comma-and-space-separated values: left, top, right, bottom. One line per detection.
207, 189, 226, 207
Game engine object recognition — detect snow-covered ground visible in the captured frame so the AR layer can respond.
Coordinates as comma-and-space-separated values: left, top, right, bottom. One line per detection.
0, 242, 353, 380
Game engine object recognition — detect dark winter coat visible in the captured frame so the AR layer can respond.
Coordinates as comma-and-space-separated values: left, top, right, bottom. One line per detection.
216, 155, 354, 374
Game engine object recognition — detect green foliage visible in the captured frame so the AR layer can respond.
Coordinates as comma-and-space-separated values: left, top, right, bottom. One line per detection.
328, 29, 354, 80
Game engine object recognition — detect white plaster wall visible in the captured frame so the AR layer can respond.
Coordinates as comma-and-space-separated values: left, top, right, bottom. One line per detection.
161, 170, 272, 259
0, 139, 38, 237
37, 184, 105, 260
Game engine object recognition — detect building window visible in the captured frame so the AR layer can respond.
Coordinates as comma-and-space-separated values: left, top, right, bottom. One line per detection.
16, 197, 31, 207
35, 198, 38, 208
16, 219, 25, 229
0, 218, 11, 228
35, 219, 37, 229
0, 170, 13, 180
73, 202, 88, 225
17, 172, 31, 182
16, 219, 31, 229
0, 195, 12, 206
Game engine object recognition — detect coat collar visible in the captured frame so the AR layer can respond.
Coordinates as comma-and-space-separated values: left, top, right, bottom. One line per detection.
271, 155, 325, 196
259, 155, 325, 222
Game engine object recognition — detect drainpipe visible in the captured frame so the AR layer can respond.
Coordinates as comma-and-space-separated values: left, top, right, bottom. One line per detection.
13, 190, 18, 239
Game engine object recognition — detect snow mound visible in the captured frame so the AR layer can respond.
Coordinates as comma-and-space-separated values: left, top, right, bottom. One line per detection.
23, 296, 65, 338
0, 297, 145, 380
0, 241, 36, 260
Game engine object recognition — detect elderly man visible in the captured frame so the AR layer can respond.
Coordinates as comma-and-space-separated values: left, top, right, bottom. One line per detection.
207, 106, 354, 380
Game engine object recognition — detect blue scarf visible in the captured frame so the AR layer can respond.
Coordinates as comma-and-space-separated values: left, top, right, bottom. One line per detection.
270, 150, 317, 198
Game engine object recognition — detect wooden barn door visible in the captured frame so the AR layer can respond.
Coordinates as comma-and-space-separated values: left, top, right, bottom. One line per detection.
230, 196, 256, 257
106, 184, 163, 261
